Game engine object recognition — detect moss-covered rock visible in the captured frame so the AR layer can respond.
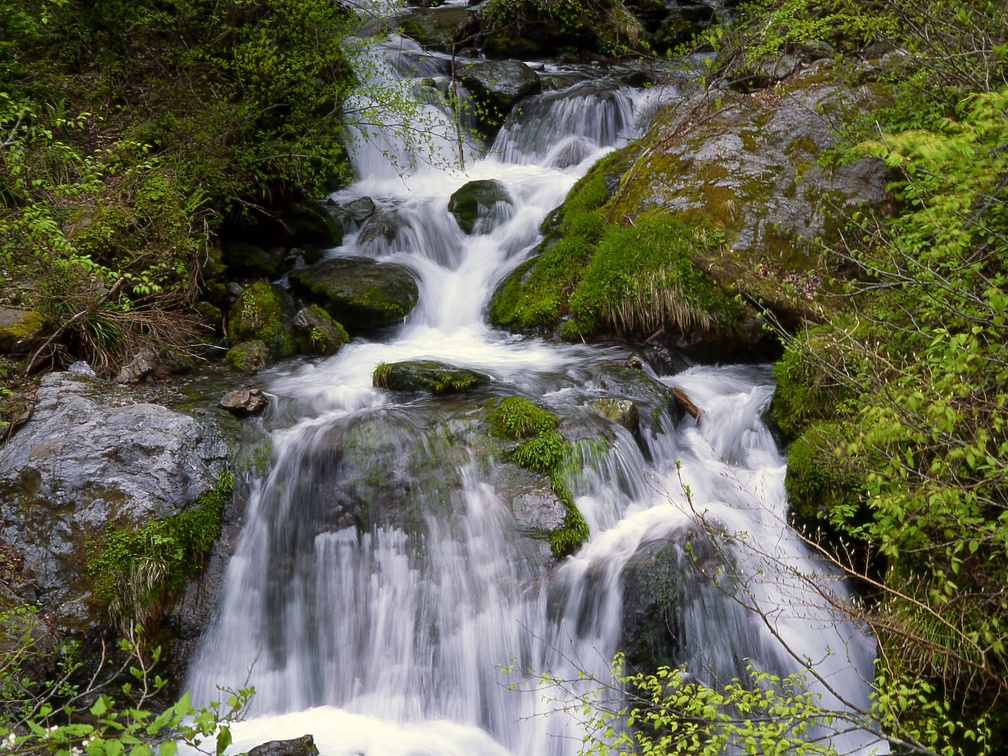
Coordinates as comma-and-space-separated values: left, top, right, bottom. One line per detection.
0, 307, 45, 354
228, 282, 298, 358
492, 63, 890, 355
293, 305, 349, 357
448, 179, 515, 235
288, 256, 419, 331
459, 60, 542, 139
372, 360, 492, 395
224, 340, 271, 373
588, 397, 639, 432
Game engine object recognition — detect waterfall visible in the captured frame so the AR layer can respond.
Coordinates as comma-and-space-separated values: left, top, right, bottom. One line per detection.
186, 33, 886, 756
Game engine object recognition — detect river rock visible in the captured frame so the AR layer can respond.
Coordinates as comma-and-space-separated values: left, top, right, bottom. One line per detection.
283, 201, 343, 249
448, 180, 514, 234
116, 346, 159, 384
220, 386, 269, 416
0, 307, 45, 354
357, 208, 408, 251
225, 340, 271, 373
588, 397, 639, 432
0, 371, 231, 636
293, 305, 349, 357
372, 360, 492, 394
397, 6, 476, 52
460, 60, 542, 138
288, 257, 419, 331
326, 196, 376, 228
249, 735, 319, 756
228, 282, 298, 358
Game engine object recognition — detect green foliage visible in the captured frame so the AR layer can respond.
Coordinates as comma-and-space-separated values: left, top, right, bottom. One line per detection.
487, 396, 559, 439
0, 623, 253, 756
776, 74, 1008, 747
87, 472, 234, 633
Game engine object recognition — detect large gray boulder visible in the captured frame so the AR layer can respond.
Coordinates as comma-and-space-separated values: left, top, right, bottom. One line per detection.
288, 257, 419, 331
0, 372, 231, 635
397, 6, 477, 51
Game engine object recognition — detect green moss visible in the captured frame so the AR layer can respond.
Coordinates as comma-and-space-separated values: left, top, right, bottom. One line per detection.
567, 214, 740, 339
228, 282, 297, 357
372, 360, 491, 394
224, 340, 270, 373
87, 471, 235, 631
487, 396, 558, 439
512, 431, 566, 473
548, 481, 589, 558
785, 422, 861, 530
771, 332, 847, 439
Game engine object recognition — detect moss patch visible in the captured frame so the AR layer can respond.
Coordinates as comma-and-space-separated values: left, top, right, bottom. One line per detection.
228, 282, 298, 357
486, 396, 588, 557
87, 471, 234, 633
372, 360, 491, 395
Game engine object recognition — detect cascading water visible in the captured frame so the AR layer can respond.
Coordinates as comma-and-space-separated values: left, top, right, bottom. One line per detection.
187, 32, 886, 756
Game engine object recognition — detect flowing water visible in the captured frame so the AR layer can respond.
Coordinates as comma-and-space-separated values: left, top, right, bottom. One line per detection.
187, 34, 885, 756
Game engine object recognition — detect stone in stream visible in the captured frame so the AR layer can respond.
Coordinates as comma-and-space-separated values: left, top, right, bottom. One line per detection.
248, 736, 319, 756
225, 340, 271, 373
292, 305, 349, 357
287, 257, 419, 332
0, 371, 231, 637
116, 346, 159, 384
588, 397, 640, 432
460, 59, 542, 140
219, 386, 269, 416
448, 179, 514, 235
372, 360, 492, 395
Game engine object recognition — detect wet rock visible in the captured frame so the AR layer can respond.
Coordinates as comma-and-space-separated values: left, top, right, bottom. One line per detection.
225, 340, 271, 373
372, 360, 492, 395
357, 208, 408, 249
448, 179, 514, 235
293, 305, 349, 357
220, 386, 269, 416
588, 397, 639, 432
397, 6, 476, 52
249, 735, 319, 756
0, 371, 231, 636
460, 60, 542, 139
116, 347, 159, 384
326, 196, 377, 228
288, 257, 419, 331
0, 307, 45, 354
228, 282, 298, 358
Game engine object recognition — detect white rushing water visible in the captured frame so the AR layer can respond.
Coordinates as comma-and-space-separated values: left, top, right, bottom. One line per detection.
187, 35, 886, 756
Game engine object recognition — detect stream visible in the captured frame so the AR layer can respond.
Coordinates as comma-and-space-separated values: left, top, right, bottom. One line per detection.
186, 30, 883, 756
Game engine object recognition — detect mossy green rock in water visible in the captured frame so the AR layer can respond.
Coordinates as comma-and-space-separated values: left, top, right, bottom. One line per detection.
373, 360, 492, 395
449, 179, 514, 235
288, 256, 419, 331
228, 282, 298, 358
293, 305, 349, 357
396, 6, 476, 51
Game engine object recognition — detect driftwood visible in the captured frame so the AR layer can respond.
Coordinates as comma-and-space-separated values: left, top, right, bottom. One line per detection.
672, 387, 702, 420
